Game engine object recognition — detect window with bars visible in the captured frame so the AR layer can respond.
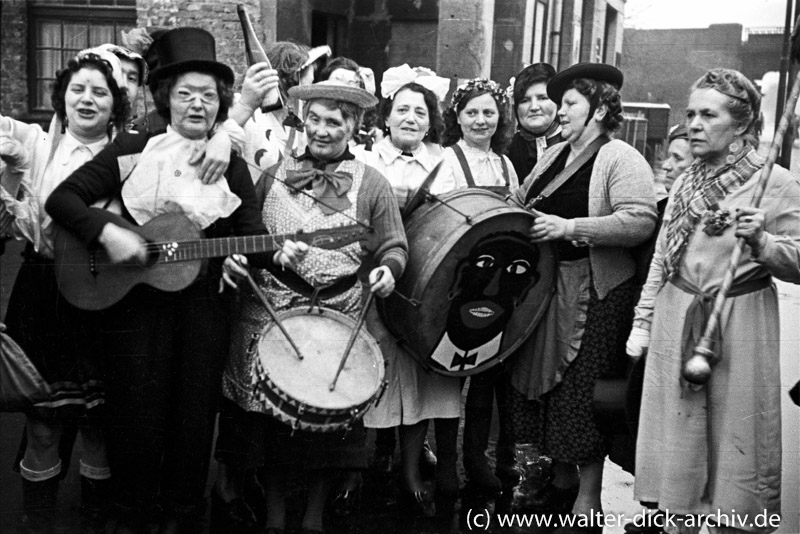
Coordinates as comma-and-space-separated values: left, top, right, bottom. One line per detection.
28, 0, 136, 112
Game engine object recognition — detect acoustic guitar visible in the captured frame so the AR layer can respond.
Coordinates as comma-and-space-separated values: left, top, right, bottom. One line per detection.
53, 209, 370, 311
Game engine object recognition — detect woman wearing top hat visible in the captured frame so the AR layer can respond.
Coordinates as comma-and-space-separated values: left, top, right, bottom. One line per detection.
506, 63, 657, 530
214, 80, 406, 534
45, 27, 284, 532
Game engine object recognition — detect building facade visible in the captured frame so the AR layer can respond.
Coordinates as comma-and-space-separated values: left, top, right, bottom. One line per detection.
0, 0, 627, 125
622, 23, 783, 126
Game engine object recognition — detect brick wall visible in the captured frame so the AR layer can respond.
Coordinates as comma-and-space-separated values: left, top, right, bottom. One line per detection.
137, 0, 263, 88
0, 1, 29, 121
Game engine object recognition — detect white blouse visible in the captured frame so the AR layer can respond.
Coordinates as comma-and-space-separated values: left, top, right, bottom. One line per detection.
438, 139, 519, 193
9, 129, 107, 258
353, 138, 449, 209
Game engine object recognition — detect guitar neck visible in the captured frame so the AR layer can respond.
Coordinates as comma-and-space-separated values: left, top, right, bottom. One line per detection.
156, 233, 291, 263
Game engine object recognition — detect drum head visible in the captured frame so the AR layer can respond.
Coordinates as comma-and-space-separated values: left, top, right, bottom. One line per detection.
258, 308, 383, 411
380, 189, 556, 376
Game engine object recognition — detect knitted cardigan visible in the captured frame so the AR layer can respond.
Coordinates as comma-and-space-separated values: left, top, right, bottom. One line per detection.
513, 138, 658, 299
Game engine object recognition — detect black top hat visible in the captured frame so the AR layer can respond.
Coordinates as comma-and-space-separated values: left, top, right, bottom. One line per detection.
546, 62, 623, 104
147, 28, 234, 87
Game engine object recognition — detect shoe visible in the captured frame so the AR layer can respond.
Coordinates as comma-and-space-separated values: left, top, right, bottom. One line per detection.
209, 491, 257, 534
372, 452, 395, 475
398, 487, 436, 518
464, 463, 502, 497
419, 439, 437, 480
328, 486, 361, 517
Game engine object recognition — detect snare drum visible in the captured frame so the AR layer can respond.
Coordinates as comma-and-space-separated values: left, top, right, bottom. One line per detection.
379, 189, 556, 376
254, 308, 385, 433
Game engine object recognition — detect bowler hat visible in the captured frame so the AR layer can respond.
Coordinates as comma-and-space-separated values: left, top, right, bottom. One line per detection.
547, 62, 623, 104
148, 28, 234, 87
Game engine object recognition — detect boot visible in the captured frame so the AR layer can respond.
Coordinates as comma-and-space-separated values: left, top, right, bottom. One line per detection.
80, 476, 110, 533
19, 476, 59, 534
463, 404, 501, 497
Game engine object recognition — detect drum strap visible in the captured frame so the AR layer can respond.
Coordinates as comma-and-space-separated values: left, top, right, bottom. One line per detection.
451, 144, 510, 189
264, 263, 358, 302
526, 135, 610, 209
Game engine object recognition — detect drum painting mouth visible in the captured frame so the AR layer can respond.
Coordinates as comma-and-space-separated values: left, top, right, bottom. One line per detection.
459, 300, 504, 330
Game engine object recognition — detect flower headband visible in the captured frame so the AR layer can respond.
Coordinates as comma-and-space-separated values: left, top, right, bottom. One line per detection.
450, 78, 508, 110
381, 64, 451, 101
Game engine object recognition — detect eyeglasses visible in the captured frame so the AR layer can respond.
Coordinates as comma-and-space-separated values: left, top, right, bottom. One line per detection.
172, 87, 219, 104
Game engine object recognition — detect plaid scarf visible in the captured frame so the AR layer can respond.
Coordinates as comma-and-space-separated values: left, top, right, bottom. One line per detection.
663, 144, 764, 278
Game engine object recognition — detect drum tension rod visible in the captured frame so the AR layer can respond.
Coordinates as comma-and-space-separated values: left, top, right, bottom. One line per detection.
241, 269, 304, 361
427, 193, 473, 224
391, 289, 421, 307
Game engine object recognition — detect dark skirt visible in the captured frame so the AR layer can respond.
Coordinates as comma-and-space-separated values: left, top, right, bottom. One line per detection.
4, 248, 105, 417
216, 398, 367, 472
99, 277, 231, 511
505, 277, 636, 465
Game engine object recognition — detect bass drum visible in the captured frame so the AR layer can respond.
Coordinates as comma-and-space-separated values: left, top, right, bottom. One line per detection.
254, 308, 386, 433
379, 189, 555, 377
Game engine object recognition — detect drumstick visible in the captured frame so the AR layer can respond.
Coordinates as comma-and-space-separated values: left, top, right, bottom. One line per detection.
329, 271, 382, 391
242, 270, 304, 361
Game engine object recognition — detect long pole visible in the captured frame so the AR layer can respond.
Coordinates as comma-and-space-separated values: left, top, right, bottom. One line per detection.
776, 0, 793, 135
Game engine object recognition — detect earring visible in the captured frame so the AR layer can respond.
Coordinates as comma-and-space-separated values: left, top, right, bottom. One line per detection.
726, 138, 741, 165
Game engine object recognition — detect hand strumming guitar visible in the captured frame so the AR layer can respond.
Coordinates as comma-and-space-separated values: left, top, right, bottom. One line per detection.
98, 223, 148, 265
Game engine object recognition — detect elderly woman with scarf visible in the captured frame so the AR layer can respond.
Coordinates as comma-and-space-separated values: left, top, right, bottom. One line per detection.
629, 69, 800, 534
214, 80, 406, 534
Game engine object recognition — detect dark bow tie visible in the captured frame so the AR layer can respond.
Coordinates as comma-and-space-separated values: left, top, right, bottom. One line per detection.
284, 167, 353, 215
450, 350, 477, 371
400, 151, 414, 157
282, 109, 305, 132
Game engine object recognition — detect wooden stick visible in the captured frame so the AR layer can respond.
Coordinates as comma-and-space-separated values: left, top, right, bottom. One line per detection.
242, 269, 304, 361
683, 68, 800, 385
330, 272, 383, 391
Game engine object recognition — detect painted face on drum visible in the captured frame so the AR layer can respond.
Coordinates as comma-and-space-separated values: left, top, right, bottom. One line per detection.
446, 235, 540, 349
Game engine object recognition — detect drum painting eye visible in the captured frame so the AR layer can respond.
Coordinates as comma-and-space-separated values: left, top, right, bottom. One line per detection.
474, 255, 495, 269
507, 260, 530, 275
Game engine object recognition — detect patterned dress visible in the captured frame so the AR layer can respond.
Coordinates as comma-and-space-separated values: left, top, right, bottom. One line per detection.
222, 157, 366, 413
